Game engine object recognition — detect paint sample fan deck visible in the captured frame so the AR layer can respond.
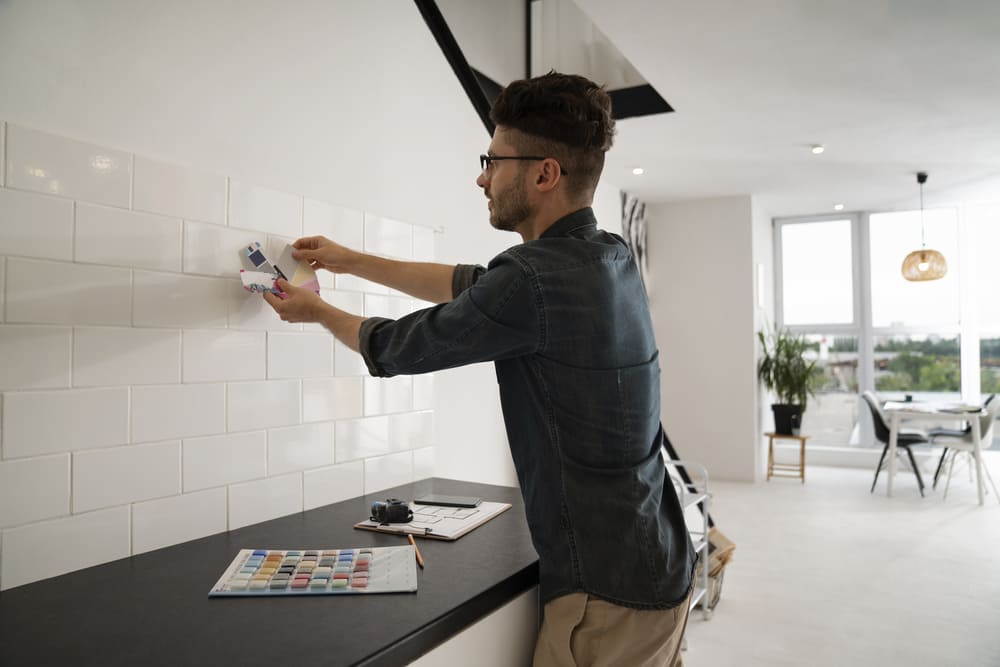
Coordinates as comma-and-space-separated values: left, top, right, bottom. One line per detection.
208, 546, 418, 597
238, 241, 320, 295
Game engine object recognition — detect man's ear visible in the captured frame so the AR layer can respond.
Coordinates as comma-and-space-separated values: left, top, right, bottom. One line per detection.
534, 159, 562, 192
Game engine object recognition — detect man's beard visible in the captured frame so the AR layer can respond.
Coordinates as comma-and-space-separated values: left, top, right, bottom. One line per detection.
487, 175, 532, 232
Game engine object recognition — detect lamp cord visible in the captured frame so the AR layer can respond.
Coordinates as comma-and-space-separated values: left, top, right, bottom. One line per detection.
920, 181, 926, 248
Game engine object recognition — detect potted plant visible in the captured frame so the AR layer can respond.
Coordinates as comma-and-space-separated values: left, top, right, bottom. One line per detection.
757, 328, 818, 435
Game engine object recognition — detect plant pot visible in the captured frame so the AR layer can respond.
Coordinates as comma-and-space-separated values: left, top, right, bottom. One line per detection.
771, 404, 802, 435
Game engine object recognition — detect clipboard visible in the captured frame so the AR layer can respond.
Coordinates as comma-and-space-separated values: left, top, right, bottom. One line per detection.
354, 501, 511, 541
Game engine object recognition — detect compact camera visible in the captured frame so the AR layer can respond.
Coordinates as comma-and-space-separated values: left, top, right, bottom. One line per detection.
371, 498, 413, 524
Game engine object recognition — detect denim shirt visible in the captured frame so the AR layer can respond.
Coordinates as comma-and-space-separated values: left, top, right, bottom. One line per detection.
359, 207, 695, 609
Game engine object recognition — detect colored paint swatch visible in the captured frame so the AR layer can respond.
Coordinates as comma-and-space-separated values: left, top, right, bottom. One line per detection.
208, 545, 418, 597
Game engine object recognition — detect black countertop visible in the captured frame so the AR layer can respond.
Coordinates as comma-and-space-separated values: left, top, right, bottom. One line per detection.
0, 478, 539, 666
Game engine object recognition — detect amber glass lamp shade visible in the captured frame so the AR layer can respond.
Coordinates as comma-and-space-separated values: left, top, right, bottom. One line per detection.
901, 248, 947, 281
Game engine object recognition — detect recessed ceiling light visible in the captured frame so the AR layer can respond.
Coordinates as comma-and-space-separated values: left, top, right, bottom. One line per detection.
811, 145, 825, 155
632, 167, 645, 175
833, 203, 845, 211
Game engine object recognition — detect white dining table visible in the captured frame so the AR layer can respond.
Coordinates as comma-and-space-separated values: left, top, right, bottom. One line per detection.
883, 401, 987, 504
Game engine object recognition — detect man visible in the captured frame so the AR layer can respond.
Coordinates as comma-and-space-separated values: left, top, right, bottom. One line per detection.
265, 71, 696, 666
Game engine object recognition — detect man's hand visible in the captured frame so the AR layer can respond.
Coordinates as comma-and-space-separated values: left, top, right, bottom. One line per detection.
291, 236, 358, 274
262, 278, 365, 352
263, 279, 324, 323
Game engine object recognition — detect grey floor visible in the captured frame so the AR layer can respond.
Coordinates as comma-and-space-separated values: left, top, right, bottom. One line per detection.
683, 459, 1000, 667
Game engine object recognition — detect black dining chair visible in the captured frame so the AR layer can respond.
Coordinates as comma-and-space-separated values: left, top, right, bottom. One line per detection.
862, 391, 931, 496
930, 394, 995, 489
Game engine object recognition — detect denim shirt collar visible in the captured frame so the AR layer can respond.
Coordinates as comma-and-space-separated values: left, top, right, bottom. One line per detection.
538, 207, 598, 240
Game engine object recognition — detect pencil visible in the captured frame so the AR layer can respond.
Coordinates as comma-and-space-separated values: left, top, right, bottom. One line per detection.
408, 534, 425, 569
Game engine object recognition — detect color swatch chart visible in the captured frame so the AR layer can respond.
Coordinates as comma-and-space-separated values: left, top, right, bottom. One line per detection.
208, 546, 418, 597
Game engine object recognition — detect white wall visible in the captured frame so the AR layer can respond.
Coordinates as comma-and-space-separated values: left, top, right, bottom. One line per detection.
0, 0, 521, 589
646, 195, 760, 481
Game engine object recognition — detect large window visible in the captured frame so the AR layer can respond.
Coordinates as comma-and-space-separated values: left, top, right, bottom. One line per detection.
776, 206, 995, 448
780, 220, 853, 325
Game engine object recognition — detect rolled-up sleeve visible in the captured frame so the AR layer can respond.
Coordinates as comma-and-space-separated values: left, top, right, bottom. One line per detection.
360, 255, 539, 377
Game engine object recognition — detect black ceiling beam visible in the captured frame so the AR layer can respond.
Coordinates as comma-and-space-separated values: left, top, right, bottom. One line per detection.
414, 0, 496, 136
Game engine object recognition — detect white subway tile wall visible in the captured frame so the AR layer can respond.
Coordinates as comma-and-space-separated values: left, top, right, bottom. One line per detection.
228, 180, 303, 238
132, 156, 226, 224
132, 487, 228, 555
73, 327, 181, 387
227, 473, 303, 531
75, 204, 183, 272
7, 258, 132, 326
0, 188, 74, 261
3, 387, 130, 458
0, 124, 437, 590
5, 125, 131, 207
267, 332, 333, 379
0, 325, 72, 390
72, 441, 181, 513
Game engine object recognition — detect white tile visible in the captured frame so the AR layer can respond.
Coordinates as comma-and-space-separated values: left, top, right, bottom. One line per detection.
182, 431, 266, 492
267, 422, 335, 476
335, 273, 388, 295
303, 461, 364, 510
133, 270, 229, 329
0, 188, 73, 260
2, 387, 128, 458
182, 329, 265, 383
228, 180, 302, 238
304, 290, 364, 332
75, 204, 182, 272
364, 214, 412, 259
0, 506, 130, 590
0, 454, 70, 529
227, 379, 300, 431
303, 199, 364, 249
364, 376, 412, 415
73, 326, 180, 387
133, 156, 226, 224
228, 473, 302, 531
335, 340, 369, 377
183, 221, 262, 277
413, 446, 435, 481
413, 374, 434, 411
227, 279, 301, 332
303, 377, 363, 422
335, 416, 389, 462
364, 294, 414, 320
412, 225, 436, 262
5, 258, 131, 326
364, 451, 413, 495
131, 383, 225, 443
5, 125, 131, 207
72, 441, 181, 513
267, 332, 333, 379
0, 325, 71, 390
388, 411, 435, 450
132, 487, 227, 555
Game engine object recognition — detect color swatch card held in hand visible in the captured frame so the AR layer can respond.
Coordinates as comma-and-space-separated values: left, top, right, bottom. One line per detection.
209, 545, 418, 597
238, 241, 320, 295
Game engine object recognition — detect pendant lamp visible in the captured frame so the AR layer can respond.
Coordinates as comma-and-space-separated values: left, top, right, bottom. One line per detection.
901, 172, 947, 281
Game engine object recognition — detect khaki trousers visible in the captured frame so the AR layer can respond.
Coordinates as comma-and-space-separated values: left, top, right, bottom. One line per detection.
532, 590, 692, 667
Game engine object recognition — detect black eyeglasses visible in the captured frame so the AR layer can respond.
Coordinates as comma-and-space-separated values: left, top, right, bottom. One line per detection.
480, 154, 568, 175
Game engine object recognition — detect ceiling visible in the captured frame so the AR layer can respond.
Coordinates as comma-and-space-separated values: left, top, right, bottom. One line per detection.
572, 0, 1000, 217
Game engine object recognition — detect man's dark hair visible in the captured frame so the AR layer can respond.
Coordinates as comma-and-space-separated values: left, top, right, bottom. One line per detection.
490, 71, 615, 199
